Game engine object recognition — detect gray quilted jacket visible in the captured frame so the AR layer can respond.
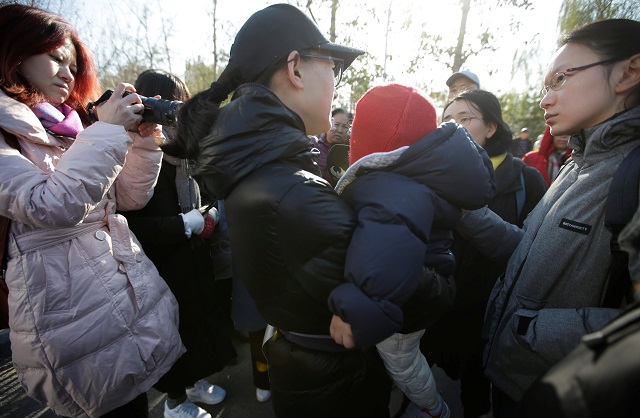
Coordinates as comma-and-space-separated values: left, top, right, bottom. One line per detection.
457, 106, 640, 401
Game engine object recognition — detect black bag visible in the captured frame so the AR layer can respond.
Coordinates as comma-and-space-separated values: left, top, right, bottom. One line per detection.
518, 302, 640, 417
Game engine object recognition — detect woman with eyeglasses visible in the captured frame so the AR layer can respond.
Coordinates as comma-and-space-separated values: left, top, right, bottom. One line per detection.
454, 19, 640, 418
313, 107, 350, 186
162, 4, 392, 418
420, 90, 545, 418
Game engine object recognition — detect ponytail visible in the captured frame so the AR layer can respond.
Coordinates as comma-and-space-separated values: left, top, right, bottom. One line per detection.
162, 65, 243, 159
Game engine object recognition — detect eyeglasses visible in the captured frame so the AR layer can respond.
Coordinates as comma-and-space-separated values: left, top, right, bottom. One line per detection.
299, 52, 345, 88
540, 58, 623, 96
454, 116, 482, 127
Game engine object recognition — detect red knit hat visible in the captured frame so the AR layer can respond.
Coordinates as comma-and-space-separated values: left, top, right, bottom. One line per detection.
349, 83, 438, 164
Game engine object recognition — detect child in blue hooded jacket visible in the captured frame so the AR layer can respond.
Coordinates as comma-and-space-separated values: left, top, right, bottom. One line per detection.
328, 84, 496, 418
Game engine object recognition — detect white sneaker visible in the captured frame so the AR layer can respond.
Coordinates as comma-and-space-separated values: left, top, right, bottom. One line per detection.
256, 388, 271, 402
164, 400, 211, 418
185, 379, 226, 405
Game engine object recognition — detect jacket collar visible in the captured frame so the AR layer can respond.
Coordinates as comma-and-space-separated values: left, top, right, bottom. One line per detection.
0, 90, 65, 147
572, 105, 640, 166
194, 83, 316, 199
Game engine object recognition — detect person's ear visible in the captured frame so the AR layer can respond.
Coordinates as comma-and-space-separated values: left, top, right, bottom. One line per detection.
285, 51, 304, 90
615, 53, 640, 95
486, 121, 497, 139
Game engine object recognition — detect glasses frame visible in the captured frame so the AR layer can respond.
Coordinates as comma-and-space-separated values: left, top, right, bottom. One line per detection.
541, 57, 623, 96
456, 116, 482, 127
298, 52, 345, 88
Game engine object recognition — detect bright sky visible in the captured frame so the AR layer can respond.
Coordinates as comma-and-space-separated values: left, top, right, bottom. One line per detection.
76, 0, 563, 95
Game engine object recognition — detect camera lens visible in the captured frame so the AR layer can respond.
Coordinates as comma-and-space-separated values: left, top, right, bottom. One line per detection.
141, 97, 182, 127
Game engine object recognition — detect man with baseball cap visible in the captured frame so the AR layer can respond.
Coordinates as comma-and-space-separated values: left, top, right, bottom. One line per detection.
162, 4, 396, 418
446, 69, 480, 101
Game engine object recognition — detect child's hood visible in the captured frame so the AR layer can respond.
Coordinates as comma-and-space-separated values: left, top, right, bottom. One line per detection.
337, 121, 495, 210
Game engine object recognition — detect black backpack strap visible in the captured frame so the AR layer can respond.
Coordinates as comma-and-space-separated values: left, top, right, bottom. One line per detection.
602, 145, 640, 307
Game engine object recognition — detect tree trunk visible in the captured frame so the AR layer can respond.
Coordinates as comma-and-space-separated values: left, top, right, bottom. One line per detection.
212, 0, 218, 79
453, 0, 471, 72
330, 0, 337, 42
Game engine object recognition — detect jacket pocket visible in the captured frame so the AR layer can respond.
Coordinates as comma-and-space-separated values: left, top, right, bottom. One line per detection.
41, 245, 72, 313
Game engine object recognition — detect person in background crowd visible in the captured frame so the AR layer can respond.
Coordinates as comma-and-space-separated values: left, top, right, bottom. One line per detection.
511, 128, 533, 158
456, 18, 640, 418
523, 125, 572, 187
313, 107, 350, 186
423, 89, 546, 418
0, 5, 184, 417
532, 133, 543, 151
161, 4, 392, 417
447, 70, 480, 101
120, 69, 236, 418
328, 83, 496, 418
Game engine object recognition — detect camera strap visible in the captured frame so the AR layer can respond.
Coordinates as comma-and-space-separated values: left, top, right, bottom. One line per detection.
86, 89, 115, 123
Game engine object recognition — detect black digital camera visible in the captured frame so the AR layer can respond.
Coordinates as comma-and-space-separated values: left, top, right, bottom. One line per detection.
87, 89, 182, 127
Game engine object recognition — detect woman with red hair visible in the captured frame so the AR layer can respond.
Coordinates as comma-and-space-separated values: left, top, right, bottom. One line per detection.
0, 4, 183, 417
523, 126, 572, 187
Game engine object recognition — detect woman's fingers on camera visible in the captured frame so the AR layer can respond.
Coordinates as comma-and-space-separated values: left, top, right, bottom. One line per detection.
137, 122, 163, 138
97, 83, 145, 129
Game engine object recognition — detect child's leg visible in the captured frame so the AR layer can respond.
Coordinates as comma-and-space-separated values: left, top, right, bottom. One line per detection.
376, 330, 439, 410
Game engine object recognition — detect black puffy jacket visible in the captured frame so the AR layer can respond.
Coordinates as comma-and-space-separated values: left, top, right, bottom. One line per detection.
194, 84, 356, 335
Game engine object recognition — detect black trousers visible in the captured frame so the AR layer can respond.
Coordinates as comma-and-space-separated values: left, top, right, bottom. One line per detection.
98, 393, 148, 418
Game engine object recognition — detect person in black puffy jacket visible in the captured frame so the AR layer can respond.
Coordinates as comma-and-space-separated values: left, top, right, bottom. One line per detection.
162, 4, 392, 418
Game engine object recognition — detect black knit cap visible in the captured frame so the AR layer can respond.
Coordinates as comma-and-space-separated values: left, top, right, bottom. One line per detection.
230, 3, 365, 82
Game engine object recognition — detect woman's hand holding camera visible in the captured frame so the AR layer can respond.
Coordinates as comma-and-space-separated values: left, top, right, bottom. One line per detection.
93, 83, 144, 131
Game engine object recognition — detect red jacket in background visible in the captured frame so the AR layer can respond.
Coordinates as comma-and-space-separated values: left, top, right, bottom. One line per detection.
523, 126, 572, 187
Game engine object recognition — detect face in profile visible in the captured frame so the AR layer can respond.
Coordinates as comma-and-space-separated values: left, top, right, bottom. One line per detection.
540, 43, 620, 136
19, 38, 77, 106
297, 50, 340, 135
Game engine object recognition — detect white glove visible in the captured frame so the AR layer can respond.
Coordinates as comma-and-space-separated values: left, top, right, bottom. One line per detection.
180, 208, 205, 238
204, 206, 220, 224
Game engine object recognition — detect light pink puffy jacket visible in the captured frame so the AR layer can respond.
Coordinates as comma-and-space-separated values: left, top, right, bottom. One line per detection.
0, 91, 185, 417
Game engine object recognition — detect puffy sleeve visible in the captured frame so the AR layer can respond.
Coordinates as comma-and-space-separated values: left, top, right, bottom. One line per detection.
328, 173, 438, 348
0, 122, 133, 228
114, 131, 162, 211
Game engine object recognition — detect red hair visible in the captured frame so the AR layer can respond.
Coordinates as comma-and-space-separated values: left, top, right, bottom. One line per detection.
0, 4, 101, 123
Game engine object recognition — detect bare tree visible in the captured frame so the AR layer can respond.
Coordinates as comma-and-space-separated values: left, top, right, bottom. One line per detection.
157, 0, 174, 73
211, 0, 219, 79
558, 0, 640, 34
409, 0, 532, 74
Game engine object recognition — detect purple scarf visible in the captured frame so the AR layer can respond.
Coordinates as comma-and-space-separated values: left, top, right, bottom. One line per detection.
33, 102, 83, 138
